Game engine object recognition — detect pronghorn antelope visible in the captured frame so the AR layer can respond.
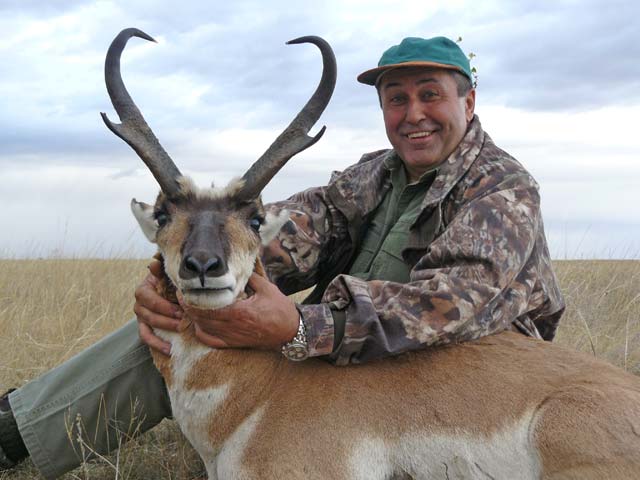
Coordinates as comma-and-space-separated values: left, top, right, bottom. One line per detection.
102, 28, 640, 479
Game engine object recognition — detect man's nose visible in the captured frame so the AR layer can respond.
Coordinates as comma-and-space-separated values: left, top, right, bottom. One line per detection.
405, 98, 426, 124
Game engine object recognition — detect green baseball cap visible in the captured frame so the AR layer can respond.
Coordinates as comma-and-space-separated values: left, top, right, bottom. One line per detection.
357, 36, 472, 86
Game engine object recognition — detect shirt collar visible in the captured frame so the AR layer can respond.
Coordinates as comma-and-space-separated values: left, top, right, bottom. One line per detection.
383, 151, 438, 189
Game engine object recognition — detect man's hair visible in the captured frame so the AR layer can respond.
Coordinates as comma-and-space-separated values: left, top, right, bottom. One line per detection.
450, 70, 472, 97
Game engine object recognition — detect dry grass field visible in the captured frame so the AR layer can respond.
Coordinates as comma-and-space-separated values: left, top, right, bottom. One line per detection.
0, 258, 638, 479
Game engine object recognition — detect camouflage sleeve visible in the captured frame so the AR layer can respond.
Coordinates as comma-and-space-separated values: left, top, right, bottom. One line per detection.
261, 180, 349, 295
299, 175, 542, 365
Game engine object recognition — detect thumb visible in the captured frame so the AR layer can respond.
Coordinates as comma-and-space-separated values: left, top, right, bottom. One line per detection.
148, 259, 164, 279
177, 290, 188, 309
246, 272, 272, 292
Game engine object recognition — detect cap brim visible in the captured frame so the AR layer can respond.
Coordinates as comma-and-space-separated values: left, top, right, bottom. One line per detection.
357, 61, 466, 86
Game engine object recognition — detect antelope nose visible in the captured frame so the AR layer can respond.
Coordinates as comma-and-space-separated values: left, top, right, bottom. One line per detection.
180, 253, 227, 285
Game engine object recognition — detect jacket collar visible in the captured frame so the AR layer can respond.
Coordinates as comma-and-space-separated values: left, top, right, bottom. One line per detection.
421, 114, 485, 210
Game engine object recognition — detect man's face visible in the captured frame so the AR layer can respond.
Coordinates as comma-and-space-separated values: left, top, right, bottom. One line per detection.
378, 67, 475, 181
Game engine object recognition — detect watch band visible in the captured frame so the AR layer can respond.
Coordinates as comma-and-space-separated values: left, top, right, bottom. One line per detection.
281, 314, 309, 361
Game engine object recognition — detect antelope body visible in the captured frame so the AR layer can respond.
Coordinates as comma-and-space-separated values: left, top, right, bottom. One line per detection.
102, 29, 640, 479
155, 326, 640, 479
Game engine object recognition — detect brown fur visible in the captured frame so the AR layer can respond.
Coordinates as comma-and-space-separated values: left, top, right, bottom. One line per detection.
149, 252, 640, 479
150, 254, 177, 388
224, 214, 260, 257
237, 334, 640, 478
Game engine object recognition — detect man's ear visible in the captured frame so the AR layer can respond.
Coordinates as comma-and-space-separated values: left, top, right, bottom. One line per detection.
131, 198, 158, 243
259, 208, 290, 246
465, 88, 476, 122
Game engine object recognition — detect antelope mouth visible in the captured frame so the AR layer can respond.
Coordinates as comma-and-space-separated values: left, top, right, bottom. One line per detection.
184, 287, 233, 294
181, 286, 236, 309
179, 271, 237, 293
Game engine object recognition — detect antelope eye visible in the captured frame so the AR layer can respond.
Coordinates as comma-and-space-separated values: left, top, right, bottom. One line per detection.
155, 212, 169, 227
249, 217, 262, 232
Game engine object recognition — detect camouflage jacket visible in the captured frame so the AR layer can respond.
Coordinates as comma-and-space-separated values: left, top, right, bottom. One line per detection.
263, 116, 565, 365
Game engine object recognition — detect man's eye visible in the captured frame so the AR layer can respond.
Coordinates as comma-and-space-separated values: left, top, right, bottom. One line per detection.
155, 212, 169, 227
422, 91, 438, 100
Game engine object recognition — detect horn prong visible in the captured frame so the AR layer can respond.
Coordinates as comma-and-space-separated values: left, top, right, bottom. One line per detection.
101, 28, 182, 197
237, 36, 337, 201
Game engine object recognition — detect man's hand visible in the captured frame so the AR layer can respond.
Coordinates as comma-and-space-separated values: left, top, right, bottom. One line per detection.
134, 259, 183, 356
181, 273, 300, 351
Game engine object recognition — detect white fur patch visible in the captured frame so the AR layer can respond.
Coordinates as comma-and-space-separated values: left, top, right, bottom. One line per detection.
228, 248, 257, 302
130, 198, 157, 242
349, 416, 541, 480
214, 406, 266, 480
162, 253, 182, 299
260, 209, 290, 246
178, 176, 246, 200
180, 272, 237, 291
182, 288, 236, 310
180, 271, 238, 310
157, 330, 230, 467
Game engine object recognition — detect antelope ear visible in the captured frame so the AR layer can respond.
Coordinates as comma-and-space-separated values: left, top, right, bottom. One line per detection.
260, 208, 290, 246
131, 198, 158, 243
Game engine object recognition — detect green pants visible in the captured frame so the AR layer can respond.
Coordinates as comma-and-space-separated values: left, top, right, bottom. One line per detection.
8, 320, 171, 479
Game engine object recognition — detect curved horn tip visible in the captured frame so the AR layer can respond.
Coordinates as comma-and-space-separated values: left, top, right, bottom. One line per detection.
116, 27, 157, 44
286, 35, 325, 46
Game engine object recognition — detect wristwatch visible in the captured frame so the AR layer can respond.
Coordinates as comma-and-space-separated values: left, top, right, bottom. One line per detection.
281, 315, 309, 361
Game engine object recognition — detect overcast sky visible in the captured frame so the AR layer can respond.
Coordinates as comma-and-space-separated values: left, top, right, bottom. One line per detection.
1, 0, 638, 259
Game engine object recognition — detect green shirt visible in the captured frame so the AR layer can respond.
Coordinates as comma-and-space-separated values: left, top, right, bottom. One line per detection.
330, 155, 436, 349
349, 155, 437, 283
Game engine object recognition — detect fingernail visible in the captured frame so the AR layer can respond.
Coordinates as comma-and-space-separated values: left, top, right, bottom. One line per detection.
163, 347, 172, 356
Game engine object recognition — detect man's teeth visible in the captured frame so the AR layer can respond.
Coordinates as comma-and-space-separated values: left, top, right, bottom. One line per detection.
407, 131, 433, 139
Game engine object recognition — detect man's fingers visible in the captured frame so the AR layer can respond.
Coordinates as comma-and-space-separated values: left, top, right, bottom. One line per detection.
144, 272, 159, 288
194, 324, 230, 349
135, 282, 182, 319
148, 259, 164, 280
246, 272, 272, 292
176, 291, 188, 310
134, 303, 181, 331
138, 322, 172, 356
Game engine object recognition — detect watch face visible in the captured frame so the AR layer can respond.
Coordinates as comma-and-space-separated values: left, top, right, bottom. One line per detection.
286, 344, 309, 361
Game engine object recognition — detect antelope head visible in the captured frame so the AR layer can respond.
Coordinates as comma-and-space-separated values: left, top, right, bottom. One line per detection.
101, 28, 336, 309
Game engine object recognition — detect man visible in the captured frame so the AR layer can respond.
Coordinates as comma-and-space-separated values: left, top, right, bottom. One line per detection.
0, 36, 564, 478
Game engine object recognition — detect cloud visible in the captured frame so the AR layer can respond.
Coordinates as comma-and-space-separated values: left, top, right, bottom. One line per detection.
466, 0, 640, 111
0, 0, 88, 16
1, 0, 639, 258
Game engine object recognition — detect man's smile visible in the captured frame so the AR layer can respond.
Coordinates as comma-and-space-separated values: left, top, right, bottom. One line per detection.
406, 131, 434, 139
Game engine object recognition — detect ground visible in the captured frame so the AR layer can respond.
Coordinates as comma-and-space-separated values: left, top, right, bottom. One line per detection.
0, 258, 638, 479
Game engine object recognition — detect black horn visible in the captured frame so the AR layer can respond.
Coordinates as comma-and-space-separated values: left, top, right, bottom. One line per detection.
101, 28, 182, 198
236, 36, 337, 202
